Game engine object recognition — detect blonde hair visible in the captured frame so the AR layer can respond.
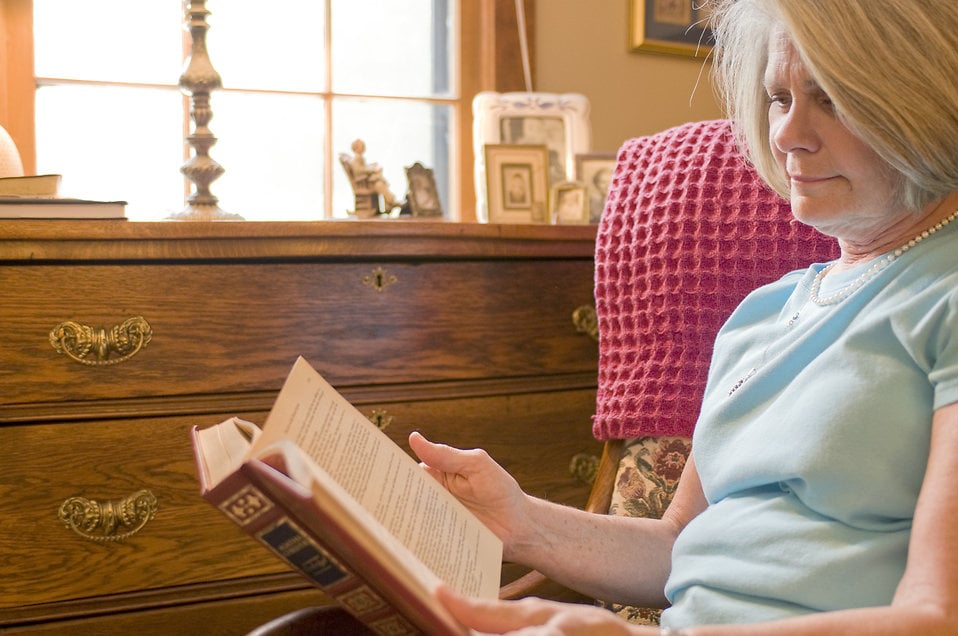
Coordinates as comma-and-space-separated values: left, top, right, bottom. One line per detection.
710, 0, 958, 211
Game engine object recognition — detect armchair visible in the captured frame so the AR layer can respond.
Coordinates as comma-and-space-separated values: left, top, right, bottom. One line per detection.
246, 119, 840, 634
506, 118, 840, 622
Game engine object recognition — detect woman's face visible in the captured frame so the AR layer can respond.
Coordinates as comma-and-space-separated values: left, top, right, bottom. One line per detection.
764, 30, 906, 245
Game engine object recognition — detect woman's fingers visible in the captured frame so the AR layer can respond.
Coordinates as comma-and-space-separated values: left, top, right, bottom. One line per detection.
437, 586, 557, 634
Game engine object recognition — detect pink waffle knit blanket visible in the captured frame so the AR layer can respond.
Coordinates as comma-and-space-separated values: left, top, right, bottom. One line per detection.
591, 120, 840, 441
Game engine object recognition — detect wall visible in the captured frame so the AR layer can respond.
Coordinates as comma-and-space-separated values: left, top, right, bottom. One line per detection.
535, 0, 723, 154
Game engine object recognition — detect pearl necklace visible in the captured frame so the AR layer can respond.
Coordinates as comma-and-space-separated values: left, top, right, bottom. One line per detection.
809, 208, 958, 306
730, 207, 958, 398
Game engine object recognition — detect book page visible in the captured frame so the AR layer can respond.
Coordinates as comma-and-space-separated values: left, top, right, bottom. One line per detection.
193, 417, 261, 486
252, 356, 502, 599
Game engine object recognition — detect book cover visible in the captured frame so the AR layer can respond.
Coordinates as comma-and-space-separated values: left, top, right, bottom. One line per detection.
0, 197, 126, 219
191, 357, 502, 635
198, 443, 424, 635
0, 173, 61, 197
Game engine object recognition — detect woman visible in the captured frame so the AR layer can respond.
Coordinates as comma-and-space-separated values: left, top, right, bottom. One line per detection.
412, 0, 958, 633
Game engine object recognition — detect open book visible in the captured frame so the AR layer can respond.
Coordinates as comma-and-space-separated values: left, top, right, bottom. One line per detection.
191, 356, 502, 636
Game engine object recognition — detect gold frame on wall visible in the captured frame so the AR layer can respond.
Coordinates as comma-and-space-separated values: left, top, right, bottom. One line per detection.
629, 0, 714, 58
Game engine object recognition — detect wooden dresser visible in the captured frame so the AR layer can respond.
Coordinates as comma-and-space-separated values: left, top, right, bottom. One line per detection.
0, 220, 601, 635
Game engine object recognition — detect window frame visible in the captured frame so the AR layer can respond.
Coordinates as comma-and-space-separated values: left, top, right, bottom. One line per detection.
0, 0, 533, 222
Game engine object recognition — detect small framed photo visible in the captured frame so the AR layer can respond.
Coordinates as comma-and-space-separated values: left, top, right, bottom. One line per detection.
484, 144, 550, 224
575, 152, 617, 223
550, 181, 590, 225
404, 162, 443, 217
629, 0, 714, 58
472, 92, 591, 222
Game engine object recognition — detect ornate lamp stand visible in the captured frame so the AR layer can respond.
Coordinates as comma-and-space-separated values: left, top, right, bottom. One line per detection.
170, 0, 241, 221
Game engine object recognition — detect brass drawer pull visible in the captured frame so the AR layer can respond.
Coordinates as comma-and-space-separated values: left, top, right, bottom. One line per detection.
58, 489, 159, 542
572, 305, 598, 341
49, 316, 153, 366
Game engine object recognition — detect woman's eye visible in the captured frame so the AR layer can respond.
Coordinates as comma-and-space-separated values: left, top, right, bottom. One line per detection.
767, 93, 790, 110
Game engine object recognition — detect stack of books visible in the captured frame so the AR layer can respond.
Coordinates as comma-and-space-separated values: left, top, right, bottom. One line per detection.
0, 174, 126, 219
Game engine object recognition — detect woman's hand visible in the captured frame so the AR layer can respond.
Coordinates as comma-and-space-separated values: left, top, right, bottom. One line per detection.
436, 586, 655, 635
409, 431, 529, 556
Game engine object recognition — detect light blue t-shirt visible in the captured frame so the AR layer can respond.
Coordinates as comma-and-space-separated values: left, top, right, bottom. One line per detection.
661, 219, 958, 627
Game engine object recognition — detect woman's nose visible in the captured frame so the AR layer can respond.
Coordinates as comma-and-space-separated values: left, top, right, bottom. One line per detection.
771, 102, 821, 155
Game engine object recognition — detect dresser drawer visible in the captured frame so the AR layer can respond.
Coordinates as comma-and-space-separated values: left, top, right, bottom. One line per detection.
0, 413, 289, 613
0, 259, 596, 406
0, 384, 600, 617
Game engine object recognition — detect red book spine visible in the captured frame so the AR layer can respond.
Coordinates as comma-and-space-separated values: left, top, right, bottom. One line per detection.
199, 458, 422, 635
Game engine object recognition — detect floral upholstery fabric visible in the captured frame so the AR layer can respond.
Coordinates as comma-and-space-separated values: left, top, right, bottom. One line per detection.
601, 435, 691, 625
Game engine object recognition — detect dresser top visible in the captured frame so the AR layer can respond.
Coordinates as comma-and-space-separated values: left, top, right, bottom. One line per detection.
0, 220, 597, 262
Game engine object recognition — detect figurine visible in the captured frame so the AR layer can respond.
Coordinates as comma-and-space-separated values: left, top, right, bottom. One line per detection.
339, 139, 401, 217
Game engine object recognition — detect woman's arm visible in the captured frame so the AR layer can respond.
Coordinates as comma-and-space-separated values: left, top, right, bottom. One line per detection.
409, 432, 709, 607
431, 402, 958, 635
507, 452, 707, 606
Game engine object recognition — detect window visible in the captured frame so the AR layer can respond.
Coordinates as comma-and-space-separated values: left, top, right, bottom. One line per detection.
32, 0, 458, 221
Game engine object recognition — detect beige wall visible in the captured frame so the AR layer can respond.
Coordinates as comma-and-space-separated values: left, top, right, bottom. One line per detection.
535, 0, 723, 154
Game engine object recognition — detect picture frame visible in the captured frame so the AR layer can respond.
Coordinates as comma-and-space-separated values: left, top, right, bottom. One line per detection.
404, 162, 444, 217
575, 152, 617, 224
550, 181, 590, 225
472, 92, 591, 222
629, 0, 714, 58
484, 144, 550, 224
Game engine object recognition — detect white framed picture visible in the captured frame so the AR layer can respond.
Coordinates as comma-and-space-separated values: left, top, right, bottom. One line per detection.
472, 92, 591, 222
484, 144, 550, 224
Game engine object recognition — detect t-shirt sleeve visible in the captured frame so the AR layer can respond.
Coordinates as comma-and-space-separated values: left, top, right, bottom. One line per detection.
929, 289, 958, 410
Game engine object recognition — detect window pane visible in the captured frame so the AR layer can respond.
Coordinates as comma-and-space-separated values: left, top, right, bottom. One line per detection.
332, 98, 451, 219
32, 1, 459, 221
35, 85, 184, 220
331, 0, 453, 97
207, 0, 326, 92
211, 92, 325, 221
34, 1, 182, 85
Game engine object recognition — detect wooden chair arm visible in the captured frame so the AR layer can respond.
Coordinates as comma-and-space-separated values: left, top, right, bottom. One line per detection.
245, 605, 374, 635
585, 438, 624, 514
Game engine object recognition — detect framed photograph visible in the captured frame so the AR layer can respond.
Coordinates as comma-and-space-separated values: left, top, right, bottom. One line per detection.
473, 92, 591, 222
404, 162, 443, 217
629, 0, 714, 58
484, 144, 550, 224
550, 181, 590, 225
575, 152, 617, 223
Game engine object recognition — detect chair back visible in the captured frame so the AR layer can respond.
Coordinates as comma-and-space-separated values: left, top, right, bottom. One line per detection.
591, 119, 840, 442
